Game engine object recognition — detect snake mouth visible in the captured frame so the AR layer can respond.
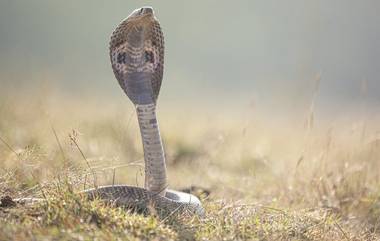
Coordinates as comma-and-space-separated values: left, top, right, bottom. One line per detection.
139, 7, 153, 15
128, 7, 155, 20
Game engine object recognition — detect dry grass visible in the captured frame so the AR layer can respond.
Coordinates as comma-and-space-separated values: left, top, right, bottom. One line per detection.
0, 90, 380, 240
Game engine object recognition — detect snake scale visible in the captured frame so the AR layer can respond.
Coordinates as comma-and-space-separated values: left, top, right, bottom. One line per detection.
14, 7, 204, 216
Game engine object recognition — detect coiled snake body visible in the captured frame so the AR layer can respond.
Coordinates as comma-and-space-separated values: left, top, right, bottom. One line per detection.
82, 7, 203, 215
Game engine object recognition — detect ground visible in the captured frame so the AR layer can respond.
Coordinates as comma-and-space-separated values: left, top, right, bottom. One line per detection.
0, 92, 379, 240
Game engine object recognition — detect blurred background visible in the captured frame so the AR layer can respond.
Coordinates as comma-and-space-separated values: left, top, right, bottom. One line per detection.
1, 3, 380, 231
0, 0, 379, 118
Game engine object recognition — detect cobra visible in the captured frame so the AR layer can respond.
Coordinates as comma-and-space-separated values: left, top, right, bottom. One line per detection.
83, 7, 204, 215
15, 7, 204, 216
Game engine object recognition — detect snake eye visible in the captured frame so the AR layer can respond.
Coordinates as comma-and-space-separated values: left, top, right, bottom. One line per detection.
144, 50, 154, 64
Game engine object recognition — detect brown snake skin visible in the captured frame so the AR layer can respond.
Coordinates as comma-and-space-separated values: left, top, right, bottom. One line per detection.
16, 7, 204, 216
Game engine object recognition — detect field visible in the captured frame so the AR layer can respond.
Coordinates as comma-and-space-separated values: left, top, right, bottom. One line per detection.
0, 90, 380, 240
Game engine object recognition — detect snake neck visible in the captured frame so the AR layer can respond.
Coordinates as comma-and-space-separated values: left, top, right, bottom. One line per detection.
136, 103, 167, 196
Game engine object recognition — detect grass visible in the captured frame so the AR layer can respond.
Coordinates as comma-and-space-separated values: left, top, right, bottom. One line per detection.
0, 91, 380, 240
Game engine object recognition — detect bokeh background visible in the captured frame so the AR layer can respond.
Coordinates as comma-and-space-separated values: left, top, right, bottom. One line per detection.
1, 2, 380, 239
0, 0, 379, 117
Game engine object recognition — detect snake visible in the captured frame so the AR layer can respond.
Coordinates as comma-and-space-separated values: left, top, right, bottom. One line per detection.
12, 7, 204, 216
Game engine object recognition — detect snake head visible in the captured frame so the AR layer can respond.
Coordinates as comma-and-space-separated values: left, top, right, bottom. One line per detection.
110, 7, 164, 105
